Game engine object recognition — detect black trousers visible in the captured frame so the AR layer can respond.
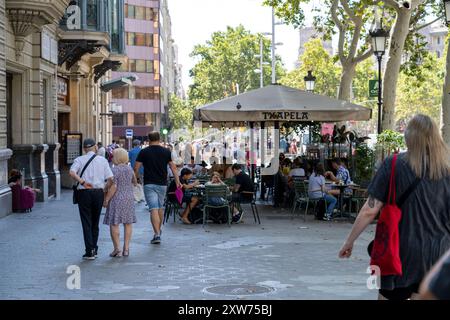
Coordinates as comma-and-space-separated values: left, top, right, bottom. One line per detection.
77, 189, 104, 254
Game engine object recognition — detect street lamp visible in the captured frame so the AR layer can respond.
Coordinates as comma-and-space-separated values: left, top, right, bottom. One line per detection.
304, 70, 316, 92
444, 0, 450, 24
369, 26, 389, 134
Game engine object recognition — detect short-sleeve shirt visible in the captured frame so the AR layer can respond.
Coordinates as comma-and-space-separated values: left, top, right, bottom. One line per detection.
136, 145, 172, 186
308, 173, 325, 199
70, 151, 113, 189
235, 172, 253, 193
368, 153, 450, 290
429, 252, 450, 300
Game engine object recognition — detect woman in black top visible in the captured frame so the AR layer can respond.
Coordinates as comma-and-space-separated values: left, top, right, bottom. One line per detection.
339, 114, 450, 300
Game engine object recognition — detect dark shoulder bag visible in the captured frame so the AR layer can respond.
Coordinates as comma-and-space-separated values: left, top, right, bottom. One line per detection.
72, 155, 97, 204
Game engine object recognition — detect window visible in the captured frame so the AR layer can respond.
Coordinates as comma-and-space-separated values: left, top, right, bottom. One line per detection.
112, 114, 125, 126
126, 4, 135, 19
438, 36, 441, 45
111, 86, 129, 99
129, 59, 136, 72
135, 6, 145, 20
127, 32, 135, 46
437, 51, 441, 58
134, 113, 146, 126
86, 0, 98, 28
146, 60, 154, 73
135, 32, 144, 46
126, 32, 154, 47
136, 60, 146, 73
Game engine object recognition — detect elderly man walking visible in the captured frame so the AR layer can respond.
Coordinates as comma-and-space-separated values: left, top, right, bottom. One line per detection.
134, 132, 181, 244
70, 138, 114, 260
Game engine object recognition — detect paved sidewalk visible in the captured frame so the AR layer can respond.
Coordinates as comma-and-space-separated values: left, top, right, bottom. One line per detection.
0, 191, 377, 300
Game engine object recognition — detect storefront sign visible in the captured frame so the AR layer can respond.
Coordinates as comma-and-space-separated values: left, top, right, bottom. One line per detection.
65, 133, 82, 165
41, 31, 58, 65
58, 77, 68, 96
262, 111, 309, 121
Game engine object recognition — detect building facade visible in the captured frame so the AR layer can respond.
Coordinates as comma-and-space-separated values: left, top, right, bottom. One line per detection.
0, 0, 127, 216
419, 22, 447, 59
111, 0, 161, 144
111, 0, 182, 144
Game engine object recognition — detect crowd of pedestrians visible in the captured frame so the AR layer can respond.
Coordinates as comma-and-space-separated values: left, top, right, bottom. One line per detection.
67, 115, 450, 300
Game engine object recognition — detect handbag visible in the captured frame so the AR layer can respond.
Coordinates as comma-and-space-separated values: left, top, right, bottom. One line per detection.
133, 184, 145, 202
72, 155, 97, 204
175, 186, 183, 205
369, 154, 421, 276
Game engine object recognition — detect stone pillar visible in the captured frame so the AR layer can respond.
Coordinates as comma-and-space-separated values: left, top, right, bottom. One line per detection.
31, 144, 49, 202
11, 144, 34, 189
11, 144, 49, 203
45, 143, 61, 200
0, 149, 12, 217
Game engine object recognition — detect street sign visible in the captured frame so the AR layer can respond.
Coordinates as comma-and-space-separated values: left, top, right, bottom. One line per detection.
125, 129, 133, 139
369, 80, 379, 98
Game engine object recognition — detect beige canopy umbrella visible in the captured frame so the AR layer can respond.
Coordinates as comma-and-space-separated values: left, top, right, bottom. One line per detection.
194, 84, 372, 127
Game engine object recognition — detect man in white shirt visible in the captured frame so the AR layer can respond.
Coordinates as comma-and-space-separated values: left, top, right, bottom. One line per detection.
70, 138, 114, 260
96, 142, 106, 158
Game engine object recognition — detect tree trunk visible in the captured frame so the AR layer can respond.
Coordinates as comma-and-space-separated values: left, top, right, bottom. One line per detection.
338, 63, 356, 101
441, 40, 450, 145
381, 7, 414, 131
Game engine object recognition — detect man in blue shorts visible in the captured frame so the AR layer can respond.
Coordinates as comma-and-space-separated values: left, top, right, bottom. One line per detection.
134, 132, 181, 244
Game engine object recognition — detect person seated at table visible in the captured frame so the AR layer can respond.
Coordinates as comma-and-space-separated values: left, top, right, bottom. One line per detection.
231, 164, 254, 223
184, 156, 204, 176
205, 172, 227, 204
281, 158, 292, 176
168, 168, 200, 224
325, 158, 353, 196
210, 157, 234, 180
309, 163, 337, 221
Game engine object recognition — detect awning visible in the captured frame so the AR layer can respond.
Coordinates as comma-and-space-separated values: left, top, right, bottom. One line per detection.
194, 84, 372, 127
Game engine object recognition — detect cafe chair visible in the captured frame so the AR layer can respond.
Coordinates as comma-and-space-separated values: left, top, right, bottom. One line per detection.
292, 180, 321, 221
163, 192, 182, 224
233, 184, 261, 224
203, 185, 231, 227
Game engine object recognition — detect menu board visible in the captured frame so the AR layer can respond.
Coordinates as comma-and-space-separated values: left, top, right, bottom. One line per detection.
65, 133, 82, 165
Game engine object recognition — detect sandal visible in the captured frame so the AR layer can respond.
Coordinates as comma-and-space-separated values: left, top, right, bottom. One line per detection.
122, 248, 129, 257
181, 218, 192, 225
109, 249, 122, 257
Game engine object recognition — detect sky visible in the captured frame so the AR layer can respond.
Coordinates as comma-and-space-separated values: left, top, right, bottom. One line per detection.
168, 0, 319, 92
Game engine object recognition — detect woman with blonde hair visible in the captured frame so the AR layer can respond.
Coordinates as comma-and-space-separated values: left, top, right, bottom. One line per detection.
103, 148, 137, 257
339, 114, 450, 300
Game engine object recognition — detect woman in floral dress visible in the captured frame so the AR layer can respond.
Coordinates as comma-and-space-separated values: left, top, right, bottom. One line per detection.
103, 148, 137, 257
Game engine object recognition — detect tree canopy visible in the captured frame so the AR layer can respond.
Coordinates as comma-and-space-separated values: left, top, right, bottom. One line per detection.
187, 25, 285, 107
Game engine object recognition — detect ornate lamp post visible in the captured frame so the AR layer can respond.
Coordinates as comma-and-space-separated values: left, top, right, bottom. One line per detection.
304, 70, 316, 92
369, 26, 389, 134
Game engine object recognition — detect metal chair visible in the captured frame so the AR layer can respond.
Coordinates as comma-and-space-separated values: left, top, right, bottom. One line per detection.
349, 188, 368, 219
163, 192, 182, 224
233, 184, 261, 224
292, 180, 322, 221
203, 185, 231, 227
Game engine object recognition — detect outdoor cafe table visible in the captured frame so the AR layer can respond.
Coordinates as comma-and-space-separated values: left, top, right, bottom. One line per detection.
325, 181, 360, 218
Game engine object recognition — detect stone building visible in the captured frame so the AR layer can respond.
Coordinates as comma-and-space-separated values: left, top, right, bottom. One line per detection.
0, 0, 127, 216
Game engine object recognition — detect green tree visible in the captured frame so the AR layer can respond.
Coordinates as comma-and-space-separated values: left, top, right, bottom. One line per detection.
168, 95, 195, 130
395, 53, 444, 126
279, 38, 376, 103
188, 25, 285, 107
279, 38, 341, 97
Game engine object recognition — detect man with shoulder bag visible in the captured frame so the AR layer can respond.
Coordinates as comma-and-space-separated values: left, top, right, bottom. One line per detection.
70, 138, 114, 260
